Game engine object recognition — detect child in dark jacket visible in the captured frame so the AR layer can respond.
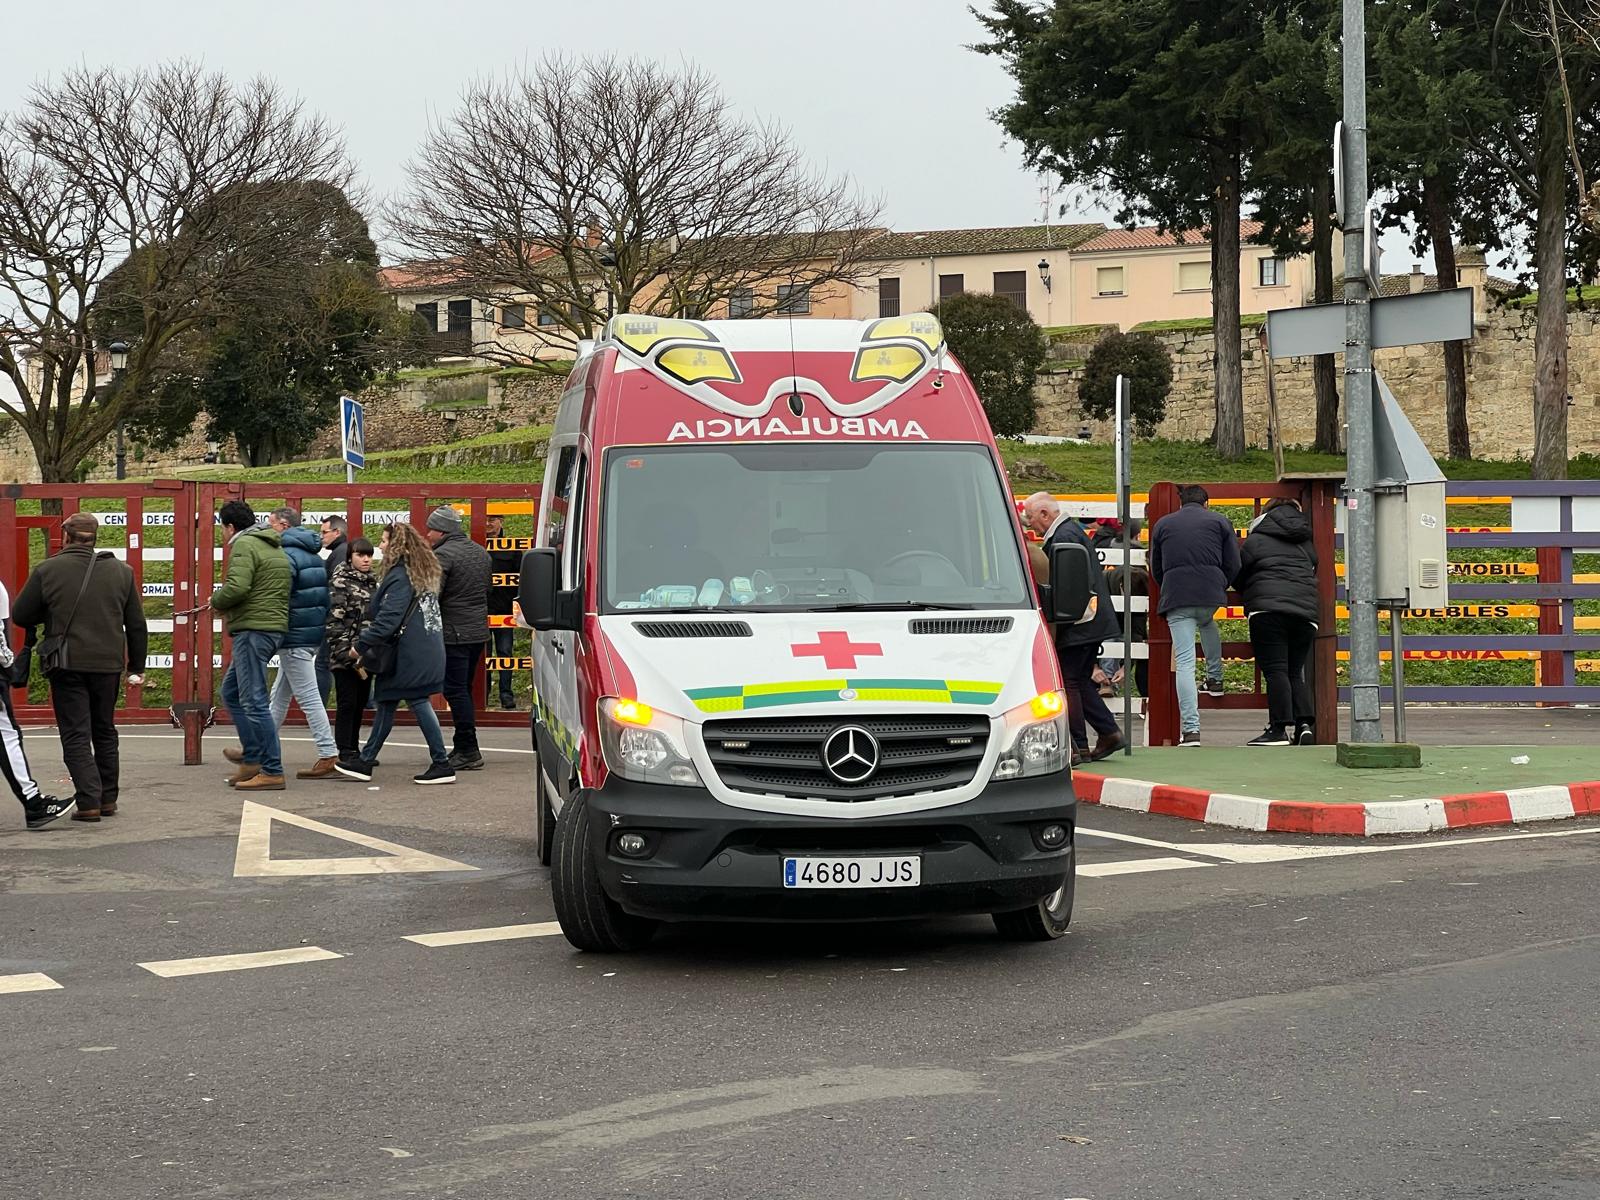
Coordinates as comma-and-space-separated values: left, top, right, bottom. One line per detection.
1236, 499, 1320, 746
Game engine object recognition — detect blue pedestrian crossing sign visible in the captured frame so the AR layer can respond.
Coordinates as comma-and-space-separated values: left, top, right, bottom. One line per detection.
341, 395, 365, 469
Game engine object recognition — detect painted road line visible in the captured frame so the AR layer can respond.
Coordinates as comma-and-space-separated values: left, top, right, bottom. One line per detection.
403, 922, 564, 947
1079, 857, 1210, 878
137, 946, 344, 978
0, 972, 63, 995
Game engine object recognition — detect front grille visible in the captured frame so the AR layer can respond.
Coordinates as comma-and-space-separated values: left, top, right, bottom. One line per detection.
632, 620, 753, 638
702, 714, 990, 801
909, 617, 1015, 635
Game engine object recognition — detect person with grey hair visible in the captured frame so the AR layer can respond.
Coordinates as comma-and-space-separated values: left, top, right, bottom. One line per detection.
424, 505, 492, 771
1019, 491, 1125, 762
223, 507, 338, 779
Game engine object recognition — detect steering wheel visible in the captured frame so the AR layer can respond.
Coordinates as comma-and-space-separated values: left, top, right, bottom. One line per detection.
878, 550, 965, 586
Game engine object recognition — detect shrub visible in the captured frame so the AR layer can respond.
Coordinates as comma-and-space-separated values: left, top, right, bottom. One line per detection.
931, 292, 1047, 437
1079, 332, 1173, 436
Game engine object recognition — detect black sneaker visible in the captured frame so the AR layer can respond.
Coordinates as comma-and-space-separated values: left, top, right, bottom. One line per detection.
1203, 680, 1225, 698
499, 695, 517, 710
1247, 727, 1293, 747
1295, 724, 1316, 746
414, 762, 457, 785
25, 795, 77, 830
335, 758, 375, 782
1179, 731, 1202, 748
448, 751, 485, 772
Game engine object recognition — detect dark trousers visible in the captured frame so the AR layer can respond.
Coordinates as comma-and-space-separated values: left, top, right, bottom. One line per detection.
332, 668, 372, 762
491, 628, 515, 704
314, 643, 332, 706
50, 670, 121, 811
1059, 642, 1119, 748
1250, 612, 1315, 730
442, 641, 484, 757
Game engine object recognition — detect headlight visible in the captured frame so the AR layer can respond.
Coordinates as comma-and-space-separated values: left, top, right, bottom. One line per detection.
991, 690, 1069, 780
598, 697, 703, 787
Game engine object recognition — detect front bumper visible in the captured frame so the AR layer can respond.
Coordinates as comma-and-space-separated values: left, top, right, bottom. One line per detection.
581, 775, 1076, 922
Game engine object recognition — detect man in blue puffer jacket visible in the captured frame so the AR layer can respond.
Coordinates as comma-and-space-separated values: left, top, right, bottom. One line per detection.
265, 507, 338, 778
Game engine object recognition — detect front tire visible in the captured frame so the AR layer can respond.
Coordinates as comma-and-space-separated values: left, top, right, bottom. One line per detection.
992, 839, 1075, 942
551, 794, 657, 952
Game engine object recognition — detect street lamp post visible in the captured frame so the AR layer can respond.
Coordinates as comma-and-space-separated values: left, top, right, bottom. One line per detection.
109, 340, 129, 481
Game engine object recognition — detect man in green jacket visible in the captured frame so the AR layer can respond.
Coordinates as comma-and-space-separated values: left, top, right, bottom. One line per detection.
211, 500, 291, 790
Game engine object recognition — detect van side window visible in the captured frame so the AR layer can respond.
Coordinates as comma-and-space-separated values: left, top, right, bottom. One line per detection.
561, 453, 588, 591
541, 445, 578, 553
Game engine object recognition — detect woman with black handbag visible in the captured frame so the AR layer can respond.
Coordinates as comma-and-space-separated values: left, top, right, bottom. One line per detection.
335, 523, 454, 785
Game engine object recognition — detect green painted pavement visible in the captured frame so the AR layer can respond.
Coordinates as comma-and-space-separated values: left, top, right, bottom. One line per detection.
1083, 745, 1600, 805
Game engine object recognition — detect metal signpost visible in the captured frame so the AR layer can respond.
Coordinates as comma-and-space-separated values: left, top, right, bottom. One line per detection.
340, 395, 365, 485
1115, 374, 1133, 755
1264, 4, 1472, 762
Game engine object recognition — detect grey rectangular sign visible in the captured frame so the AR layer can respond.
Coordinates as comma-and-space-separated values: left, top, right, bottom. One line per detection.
1265, 287, 1474, 359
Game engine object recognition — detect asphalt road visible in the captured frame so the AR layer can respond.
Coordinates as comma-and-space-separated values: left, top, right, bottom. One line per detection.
4, 723, 1600, 1200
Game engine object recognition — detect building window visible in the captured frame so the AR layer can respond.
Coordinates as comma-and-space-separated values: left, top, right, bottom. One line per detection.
938, 273, 964, 300
414, 301, 439, 331
446, 299, 472, 333
993, 270, 1027, 310
729, 288, 755, 319
1095, 266, 1125, 297
878, 277, 900, 318
776, 283, 811, 315
537, 306, 558, 327
1258, 257, 1286, 287
500, 303, 526, 329
1177, 261, 1211, 292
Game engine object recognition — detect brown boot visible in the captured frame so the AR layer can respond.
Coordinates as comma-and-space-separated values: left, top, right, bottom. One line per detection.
297, 757, 338, 780
224, 746, 246, 764
235, 773, 286, 791
1087, 730, 1126, 762
72, 808, 102, 822
227, 764, 261, 787
100, 801, 118, 817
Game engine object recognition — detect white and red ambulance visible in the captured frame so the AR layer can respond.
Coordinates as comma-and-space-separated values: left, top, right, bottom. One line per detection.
519, 312, 1093, 951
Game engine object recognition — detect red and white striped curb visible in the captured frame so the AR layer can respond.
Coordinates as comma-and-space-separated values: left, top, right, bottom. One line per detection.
1073, 773, 1600, 837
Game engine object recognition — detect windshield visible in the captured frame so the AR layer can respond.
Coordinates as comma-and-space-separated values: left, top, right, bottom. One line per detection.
601, 443, 1031, 612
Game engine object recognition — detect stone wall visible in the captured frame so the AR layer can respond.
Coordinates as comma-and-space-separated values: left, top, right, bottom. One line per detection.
0, 369, 565, 484
1032, 306, 1600, 460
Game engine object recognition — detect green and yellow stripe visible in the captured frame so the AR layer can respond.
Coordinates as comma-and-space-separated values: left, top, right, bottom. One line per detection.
685, 677, 1003, 713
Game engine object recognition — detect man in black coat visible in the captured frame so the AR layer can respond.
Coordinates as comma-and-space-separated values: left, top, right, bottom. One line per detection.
12, 513, 149, 821
1149, 484, 1240, 747
315, 515, 350, 702
1022, 493, 1125, 763
425, 505, 492, 771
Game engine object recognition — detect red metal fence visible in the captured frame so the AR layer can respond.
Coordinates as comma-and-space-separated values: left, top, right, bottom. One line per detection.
2, 480, 540, 761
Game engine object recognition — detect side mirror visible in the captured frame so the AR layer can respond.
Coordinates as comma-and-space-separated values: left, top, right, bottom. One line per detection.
1048, 541, 1093, 624
518, 547, 581, 631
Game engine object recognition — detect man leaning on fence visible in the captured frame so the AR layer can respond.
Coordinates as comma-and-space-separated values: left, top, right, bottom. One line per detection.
1149, 484, 1240, 748
424, 505, 492, 772
11, 513, 148, 822
211, 500, 291, 790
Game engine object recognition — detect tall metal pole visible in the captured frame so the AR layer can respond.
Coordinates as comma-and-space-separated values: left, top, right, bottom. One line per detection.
1342, 0, 1382, 743
1116, 374, 1133, 755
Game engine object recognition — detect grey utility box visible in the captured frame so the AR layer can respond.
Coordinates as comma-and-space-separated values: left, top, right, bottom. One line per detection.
1374, 482, 1447, 608
1371, 375, 1448, 609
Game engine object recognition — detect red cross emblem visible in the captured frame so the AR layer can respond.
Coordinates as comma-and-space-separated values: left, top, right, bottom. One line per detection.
791, 631, 884, 671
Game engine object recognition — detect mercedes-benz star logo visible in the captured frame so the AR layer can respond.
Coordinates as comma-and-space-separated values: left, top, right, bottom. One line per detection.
822, 725, 880, 784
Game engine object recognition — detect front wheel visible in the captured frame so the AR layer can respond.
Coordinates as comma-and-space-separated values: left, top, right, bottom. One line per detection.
551, 794, 658, 953
992, 840, 1075, 942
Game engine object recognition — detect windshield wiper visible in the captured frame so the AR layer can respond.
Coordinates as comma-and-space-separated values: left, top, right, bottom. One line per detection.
816, 601, 978, 611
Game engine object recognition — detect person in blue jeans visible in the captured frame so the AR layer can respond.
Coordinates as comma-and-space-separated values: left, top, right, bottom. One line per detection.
336, 522, 455, 786
211, 500, 291, 788
1149, 484, 1240, 747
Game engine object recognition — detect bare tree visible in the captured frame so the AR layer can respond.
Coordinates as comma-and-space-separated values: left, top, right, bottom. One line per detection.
389, 57, 885, 362
0, 63, 350, 481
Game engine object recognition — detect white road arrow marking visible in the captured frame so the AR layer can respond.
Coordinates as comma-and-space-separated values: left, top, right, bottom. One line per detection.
232, 801, 480, 877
